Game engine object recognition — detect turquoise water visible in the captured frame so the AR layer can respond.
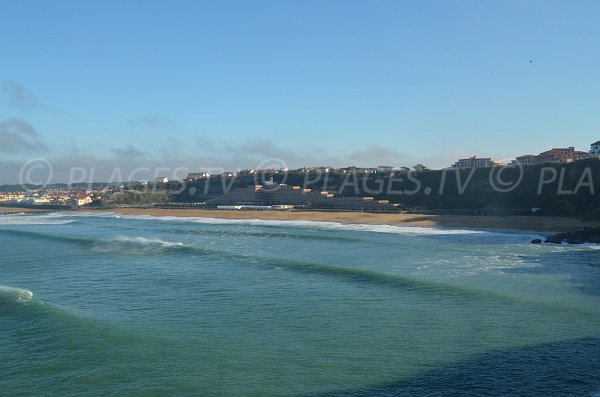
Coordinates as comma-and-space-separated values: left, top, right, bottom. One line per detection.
1, 212, 599, 396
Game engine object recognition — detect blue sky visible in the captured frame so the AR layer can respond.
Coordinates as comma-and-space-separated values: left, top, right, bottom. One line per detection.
1, 0, 599, 182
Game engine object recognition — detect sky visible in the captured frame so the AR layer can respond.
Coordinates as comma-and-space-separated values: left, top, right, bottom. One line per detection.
1, 0, 599, 183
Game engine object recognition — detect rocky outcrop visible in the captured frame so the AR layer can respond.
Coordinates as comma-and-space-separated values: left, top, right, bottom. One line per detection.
544, 227, 600, 244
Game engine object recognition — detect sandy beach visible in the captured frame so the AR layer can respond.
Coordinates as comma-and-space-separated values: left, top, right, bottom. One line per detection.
0, 206, 49, 214
67, 207, 600, 233
3, 205, 598, 232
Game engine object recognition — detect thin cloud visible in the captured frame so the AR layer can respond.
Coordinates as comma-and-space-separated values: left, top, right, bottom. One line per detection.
129, 113, 175, 129
0, 118, 48, 153
110, 145, 145, 159
347, 145, 408, 167
1, 81, 39, 112
0, 138, 453, 184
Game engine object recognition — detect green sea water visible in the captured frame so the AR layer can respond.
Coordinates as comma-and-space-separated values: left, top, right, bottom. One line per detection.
1, 212, 599, 396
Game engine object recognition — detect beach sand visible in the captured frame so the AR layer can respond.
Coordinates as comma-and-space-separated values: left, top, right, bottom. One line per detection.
76, 208, 600, 233
0, 206, 49, 214
3, 205, 597, 232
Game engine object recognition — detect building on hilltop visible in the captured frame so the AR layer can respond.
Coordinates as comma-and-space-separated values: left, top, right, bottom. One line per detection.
376, 166, 395, 174
536, 147, 587, 164
186, 172, 211, 181
588, 141, 600, 159
514, 155, 538, 166
513, 146, 588, 165
453, 156, 503, 169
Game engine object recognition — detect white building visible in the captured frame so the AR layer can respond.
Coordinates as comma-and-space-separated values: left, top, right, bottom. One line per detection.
376, 166, 394, 174
513, 155, 538, 165
588, 140, 600, 159
74, 195, 92, 206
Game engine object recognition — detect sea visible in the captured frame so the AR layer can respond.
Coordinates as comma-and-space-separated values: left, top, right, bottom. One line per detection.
1, 211, 599, 397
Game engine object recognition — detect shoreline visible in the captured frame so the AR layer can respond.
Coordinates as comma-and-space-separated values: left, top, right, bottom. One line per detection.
72, 208, 600, 233
4, 205, 599, 233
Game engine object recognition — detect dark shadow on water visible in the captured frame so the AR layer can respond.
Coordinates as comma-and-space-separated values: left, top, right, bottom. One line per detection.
302, 337, 600, 397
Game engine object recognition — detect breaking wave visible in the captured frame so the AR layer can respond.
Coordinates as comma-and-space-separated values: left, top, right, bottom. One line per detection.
91, 236, 200, 255
0, 284, 33, 303
166, 228, 362, 242
0, 213, 77, 225
0, 229, 211, 256
57, 212, 534, 237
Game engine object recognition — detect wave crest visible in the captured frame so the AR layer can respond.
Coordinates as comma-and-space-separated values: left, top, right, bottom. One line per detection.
91, 236, 189, 254
0, 213, 77, 225
0, 284, 33, 303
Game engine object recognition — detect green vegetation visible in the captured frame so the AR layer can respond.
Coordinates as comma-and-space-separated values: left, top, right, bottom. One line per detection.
102, 190, 170, 205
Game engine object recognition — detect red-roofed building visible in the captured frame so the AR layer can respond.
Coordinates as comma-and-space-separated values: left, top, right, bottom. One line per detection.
537, 147, 587, 164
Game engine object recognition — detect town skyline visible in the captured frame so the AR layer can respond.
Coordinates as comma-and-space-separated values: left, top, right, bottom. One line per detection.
1, 138, 597, 186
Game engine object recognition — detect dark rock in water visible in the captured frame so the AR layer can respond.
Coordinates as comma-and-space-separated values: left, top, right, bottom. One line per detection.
588, 235, 600, 244
531, 239, 542, 244
566, 237, 584, 244
545, 234, 566, 244
544, 227, 600, 244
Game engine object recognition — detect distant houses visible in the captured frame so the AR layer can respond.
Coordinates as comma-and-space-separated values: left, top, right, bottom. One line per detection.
513, 146, 589, 166
376, 165, 395, 174
451, 141, 598, 169
536, 147, 587, 164
453, 156, 503, 169
514, 155, 538, 165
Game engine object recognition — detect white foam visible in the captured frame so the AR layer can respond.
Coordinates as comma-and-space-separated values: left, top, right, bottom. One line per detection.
190, 217, 491, 235
60, 211, 529, 237
112, 236, 184, 247
0, 284, 33, 302
0, 213, 77, 225
541, 242, 600, 250
91, 236, 186, 254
